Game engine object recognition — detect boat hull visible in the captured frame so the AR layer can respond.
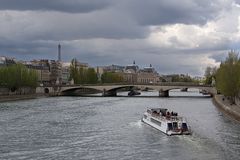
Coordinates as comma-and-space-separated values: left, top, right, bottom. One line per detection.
142, 114, 191, 136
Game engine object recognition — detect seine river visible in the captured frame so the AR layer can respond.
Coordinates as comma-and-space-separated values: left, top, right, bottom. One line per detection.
0, 89, 240, 160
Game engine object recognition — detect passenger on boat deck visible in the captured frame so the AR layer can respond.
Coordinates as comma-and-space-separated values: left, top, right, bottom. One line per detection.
166, 112, 170, 119
153, 111, 159, 116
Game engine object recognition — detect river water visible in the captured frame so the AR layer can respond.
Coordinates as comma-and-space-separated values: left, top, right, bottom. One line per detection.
0, 89, 240, 160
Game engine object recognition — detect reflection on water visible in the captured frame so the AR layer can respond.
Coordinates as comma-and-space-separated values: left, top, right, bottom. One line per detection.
0, 89, 240, 160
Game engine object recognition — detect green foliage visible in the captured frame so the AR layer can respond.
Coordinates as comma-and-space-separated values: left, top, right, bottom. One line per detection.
171, 74, 194, 82
0, 64, 38, 90
215, 51, 240, 103
101, 72, 123, 83
204, 66, 217, 85
69, 58, 80, 83
69, 58, 98, 84
86, 68, 98, 84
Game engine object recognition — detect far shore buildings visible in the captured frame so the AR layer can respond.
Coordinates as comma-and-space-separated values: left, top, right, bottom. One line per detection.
23, 59, 73, 85
61, 63, 70, 85
137, 64, 160, 84
22, 59, 61, 85
102, 61, 161, 84
71, 58, 89, 70
122, 62, 138, 83
103, 64, 125, 73
1, 54, 200, 86
25, 59, 51, 85
49, 60, 62, 85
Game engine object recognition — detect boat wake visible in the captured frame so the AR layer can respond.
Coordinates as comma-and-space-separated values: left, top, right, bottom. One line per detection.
129, 120, 143, 128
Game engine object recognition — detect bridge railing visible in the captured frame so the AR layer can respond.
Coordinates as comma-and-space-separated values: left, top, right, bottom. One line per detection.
39, 82, 212, 87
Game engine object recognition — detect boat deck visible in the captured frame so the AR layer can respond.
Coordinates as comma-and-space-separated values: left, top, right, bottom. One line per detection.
148, 112, 185, 122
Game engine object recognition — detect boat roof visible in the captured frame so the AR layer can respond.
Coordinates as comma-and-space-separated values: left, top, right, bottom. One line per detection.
147, 108, 168, 112
148, 108, 167, 110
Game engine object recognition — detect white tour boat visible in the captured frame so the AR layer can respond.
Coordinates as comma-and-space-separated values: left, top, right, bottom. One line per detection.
142, 108, 191, 136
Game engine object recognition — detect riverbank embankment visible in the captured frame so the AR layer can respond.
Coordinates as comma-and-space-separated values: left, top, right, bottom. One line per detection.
0, 94, 47, 103
213, 94, 240, 122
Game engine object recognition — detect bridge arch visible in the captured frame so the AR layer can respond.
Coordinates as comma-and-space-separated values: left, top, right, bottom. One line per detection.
158, 86, 215, 97
61, 87, 102, 96
57, 84, 216, 97
102, 85, 136, 96
44, 88, 49, 94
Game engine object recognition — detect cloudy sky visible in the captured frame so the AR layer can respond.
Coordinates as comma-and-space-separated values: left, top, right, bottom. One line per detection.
0, 0, 239, 76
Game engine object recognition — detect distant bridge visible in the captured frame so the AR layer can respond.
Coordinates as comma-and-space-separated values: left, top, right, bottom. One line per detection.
36, 83, 216, 97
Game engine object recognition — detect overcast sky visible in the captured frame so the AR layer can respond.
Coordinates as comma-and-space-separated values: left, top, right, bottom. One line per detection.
0, 0, 239, 76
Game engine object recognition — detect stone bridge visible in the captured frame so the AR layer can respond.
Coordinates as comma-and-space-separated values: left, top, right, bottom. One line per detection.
36, 83, 216, 97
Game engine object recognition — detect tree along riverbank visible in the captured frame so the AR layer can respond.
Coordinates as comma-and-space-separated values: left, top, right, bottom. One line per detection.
213, 94, 240, 122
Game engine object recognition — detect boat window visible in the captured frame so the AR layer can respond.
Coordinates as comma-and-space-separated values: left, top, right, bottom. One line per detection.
173, 122, 178, 129
167, 123, 173, 130
182, 123, 188, 130
150, 118, 161, 126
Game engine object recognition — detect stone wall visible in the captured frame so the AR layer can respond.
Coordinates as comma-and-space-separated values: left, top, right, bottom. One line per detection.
213, 95, 240, 121
0, 87, 36, 96
0, 88, 9, 96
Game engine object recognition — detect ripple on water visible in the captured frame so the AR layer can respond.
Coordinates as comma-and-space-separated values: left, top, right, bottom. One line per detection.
0, 92, 240, 160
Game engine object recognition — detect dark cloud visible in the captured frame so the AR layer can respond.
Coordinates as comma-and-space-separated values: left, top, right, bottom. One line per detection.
210, 52, 228, 63
0, 0, 112, 13
0, 0, 226, 26
0, 39, 57, 60
0, 0, 229, 41
0, 11, 148, 41
33, 12, 148, 40
0, 0, 238, 76
235, 0, 240, 4
120, 0, 223, 26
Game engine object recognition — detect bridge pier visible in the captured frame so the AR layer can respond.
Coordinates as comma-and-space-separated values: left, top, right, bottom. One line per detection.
102, 89, 117, 97
159, 90, 169, 97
